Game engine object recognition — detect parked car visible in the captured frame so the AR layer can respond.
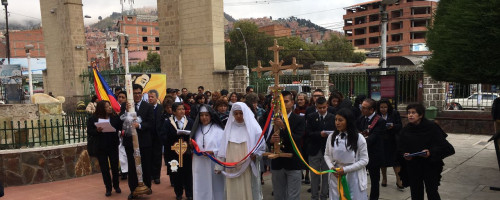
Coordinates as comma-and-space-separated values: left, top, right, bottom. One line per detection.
447, 93, 499, 110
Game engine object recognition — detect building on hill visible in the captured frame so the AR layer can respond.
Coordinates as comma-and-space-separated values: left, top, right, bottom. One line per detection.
258, 24, 291, 37
117, 15, 160, 52
343, 0, 437, 57
0, 29, 45, 58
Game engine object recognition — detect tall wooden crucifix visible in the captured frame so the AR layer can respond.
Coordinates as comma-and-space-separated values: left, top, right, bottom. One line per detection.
253, 39, 303, 159
171, 138, 188, 167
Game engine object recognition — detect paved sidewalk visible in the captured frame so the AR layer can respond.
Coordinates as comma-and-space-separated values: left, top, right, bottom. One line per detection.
4, 133, 500, 200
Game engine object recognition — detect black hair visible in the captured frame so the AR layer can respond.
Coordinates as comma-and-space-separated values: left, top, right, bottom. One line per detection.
118, 91, 127, 98
406, 103, 426, 118
313, 88, 324, 94
132, 84, 143, 92
198, 86, 204, 90
328, 91, 344, 108
204, 91, 211, 96
331, 108, 359, 152
195, 93, 206, 104
182, 88, 187, 91
281, 90, 294, 101
94, 100, 114, 119
229, 92, 241, 101
354, 94, 367, 107
246, 86, 254, 93
377, 98, 394, 115
363, 98, 376, 110
114, 87, 122, 93
172, 102, 184, 112
220, 89, 229, 96
316, 96, 327, 105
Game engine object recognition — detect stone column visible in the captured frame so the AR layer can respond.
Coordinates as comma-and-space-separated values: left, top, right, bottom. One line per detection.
423, 72, 446, 110
310, 61, 330, 97
232, 65, 249, 93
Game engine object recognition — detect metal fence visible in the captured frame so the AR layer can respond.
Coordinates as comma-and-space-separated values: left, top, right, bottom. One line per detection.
445, 83, 499, 110
0, 113, 88, 150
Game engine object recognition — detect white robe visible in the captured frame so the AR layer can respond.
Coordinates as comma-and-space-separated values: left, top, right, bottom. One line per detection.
192, 123, 225, 200
324, 133, 369, 200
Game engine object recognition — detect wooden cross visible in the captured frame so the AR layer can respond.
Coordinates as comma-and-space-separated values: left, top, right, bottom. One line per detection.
171, 138, 188, 167
253, 39, 303, 159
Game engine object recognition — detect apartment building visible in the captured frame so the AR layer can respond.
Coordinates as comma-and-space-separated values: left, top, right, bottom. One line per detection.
343, 0, 437, 57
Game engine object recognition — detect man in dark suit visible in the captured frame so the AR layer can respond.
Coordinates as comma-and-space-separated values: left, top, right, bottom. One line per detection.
147, 89, 164, 185
305, 89, 336, 118
120, 84, 154, 199
356, 98, 386, 200
305, 97, 335, 200
269, 91, 306, 200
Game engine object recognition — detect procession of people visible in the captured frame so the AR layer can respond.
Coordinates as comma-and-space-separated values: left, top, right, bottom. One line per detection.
87, 84, 454, 200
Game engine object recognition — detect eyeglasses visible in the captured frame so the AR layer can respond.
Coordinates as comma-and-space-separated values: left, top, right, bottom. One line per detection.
133, 92, 142, 95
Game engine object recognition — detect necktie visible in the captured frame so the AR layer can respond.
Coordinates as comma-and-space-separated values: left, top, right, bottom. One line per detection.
365, 117, 370, 129
320, 115, 324, 122
135, 103, 139, 111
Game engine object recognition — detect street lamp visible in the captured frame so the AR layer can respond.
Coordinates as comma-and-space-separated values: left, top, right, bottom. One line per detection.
235, 27, 248, 68
379, 0, 398, 68
298, 48, 303, 64
25, 44, 34, 102
3, 0, 10, 65
116, 32, 129, 73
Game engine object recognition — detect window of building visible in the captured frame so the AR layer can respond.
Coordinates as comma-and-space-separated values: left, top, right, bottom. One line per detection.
411, 32, 426, 39
142, 37, 148, 42
354, 38, 366, 46
155, 37, 160, 42
155, 46, 160, 51
391, 10, 402, 18
354, 27, 366, 35
411, 19, 429, 27
345, 19, 353, 26
412, 7, 431, 15
369, 37, 379, 44
345, 30, 353, 37
391, 21, 403, 30
143, 46, 148, 50
355, 16, 366, 25
369, 14, 379, 22
372, 4, 380, 9
391, 33, 403, 42
142, 26, 147, 32
369, 25, 380, 33
127, 17, 133, 21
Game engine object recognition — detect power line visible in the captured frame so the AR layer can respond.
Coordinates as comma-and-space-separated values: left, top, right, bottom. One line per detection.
225, 0, 304, 7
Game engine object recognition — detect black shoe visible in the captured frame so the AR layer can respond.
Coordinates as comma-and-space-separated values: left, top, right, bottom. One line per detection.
105, 189, 112, 197
307, 188, 311, 193
187, 197, 193, 200
176, 196, 182, 200
128, 194, 137, 199
114, 186, 121, 193
121, 173, 128, 180
303, 179, 310, 184
154, 178, 161, 184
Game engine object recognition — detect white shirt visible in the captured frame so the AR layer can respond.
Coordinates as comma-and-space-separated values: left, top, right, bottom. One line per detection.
175, 116, 185, 129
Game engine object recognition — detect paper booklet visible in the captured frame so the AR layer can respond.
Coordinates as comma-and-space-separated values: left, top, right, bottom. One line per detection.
95, 119, 116, 133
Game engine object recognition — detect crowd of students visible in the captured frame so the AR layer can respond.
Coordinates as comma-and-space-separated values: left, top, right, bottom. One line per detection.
86, 85, 452, 200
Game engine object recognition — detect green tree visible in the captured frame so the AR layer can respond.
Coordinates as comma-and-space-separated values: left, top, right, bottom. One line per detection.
132, 51, 161, 72
314, 34, 366, 63
424, 0, 500, 84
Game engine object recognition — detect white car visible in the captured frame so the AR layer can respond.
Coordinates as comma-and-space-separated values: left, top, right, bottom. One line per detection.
448, 93, 499, 110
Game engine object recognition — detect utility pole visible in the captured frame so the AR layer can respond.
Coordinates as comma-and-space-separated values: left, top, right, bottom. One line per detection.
380, 0, 398, 68
3, 0, 10, 65
235, 28, 248, 68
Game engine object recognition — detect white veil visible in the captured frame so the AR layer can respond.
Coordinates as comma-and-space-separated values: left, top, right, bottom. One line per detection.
217, 102, 264, 178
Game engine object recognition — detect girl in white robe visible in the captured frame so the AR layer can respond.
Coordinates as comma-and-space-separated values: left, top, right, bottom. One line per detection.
216, 102, 265, 200
324, 108, 369, 200
191, 105, 225, 200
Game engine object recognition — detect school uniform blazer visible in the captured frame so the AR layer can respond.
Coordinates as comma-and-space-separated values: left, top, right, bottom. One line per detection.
356, 114, 386, 168
305, 112, 336, 156
120, 101, 154, 148
268, 112, 306, 171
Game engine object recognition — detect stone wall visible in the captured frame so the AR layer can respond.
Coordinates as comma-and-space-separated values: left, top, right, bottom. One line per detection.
423, 72, 446, 110
310, 61, 330, 97
0, 143, 99, 187
231, 66, 249, 94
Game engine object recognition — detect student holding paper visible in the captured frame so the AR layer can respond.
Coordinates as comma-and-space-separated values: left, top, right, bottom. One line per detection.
399, 103, 450, 200
87, 100, 122, 197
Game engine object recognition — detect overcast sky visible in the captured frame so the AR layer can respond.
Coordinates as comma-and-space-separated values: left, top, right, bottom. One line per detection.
2, 0, 378, 31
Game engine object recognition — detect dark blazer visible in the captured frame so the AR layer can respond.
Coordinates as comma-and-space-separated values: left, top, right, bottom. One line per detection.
268, 112, 306, 171
152, 104, 164, 137
305, 112, 336, 156
120, 101, 154, 148
161, 116, 194, 173
87, 114, 122, 151
356, 113, 386, 168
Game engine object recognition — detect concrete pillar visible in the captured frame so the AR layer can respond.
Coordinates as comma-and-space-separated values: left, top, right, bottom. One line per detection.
40, 0, 87, 111
423, 72, 446, 110
310, 61, 330, 97
157, 0, 225, 92
232, 65, 249, 94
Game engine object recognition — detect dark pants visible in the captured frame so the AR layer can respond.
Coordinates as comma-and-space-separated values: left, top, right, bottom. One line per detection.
407, 160, 442, 200
151, 134, 163, 179
96, 146, 120, 190
367, 166, 380, 200
125, 146, 152, 193
171, 161, 193, 198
